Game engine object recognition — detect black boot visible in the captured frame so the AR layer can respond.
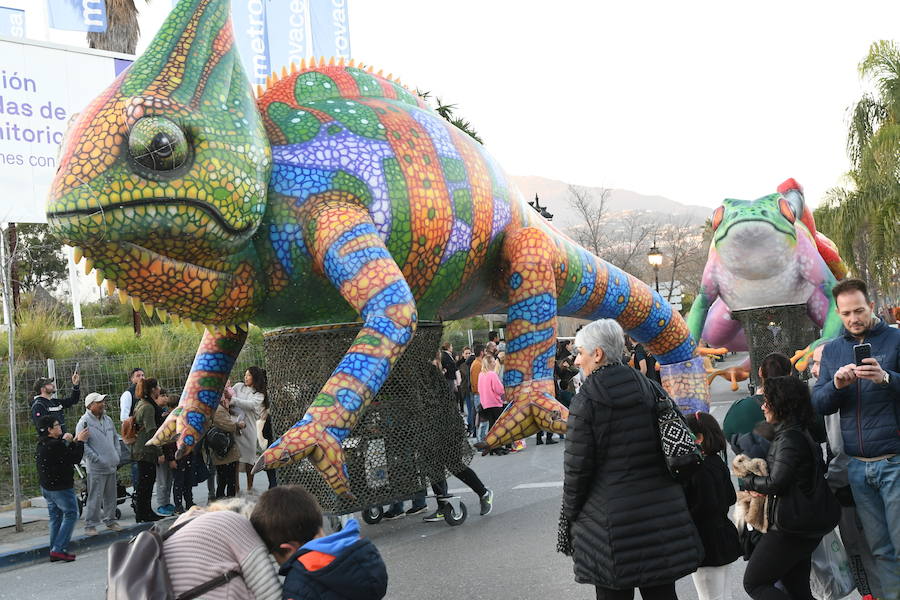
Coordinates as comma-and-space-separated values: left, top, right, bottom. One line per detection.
536, 431, 544, 445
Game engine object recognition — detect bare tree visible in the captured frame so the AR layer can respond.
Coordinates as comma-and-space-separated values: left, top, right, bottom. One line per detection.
567, 185, 609, 256
606, 211, 655, 274
657, 216, 706, 300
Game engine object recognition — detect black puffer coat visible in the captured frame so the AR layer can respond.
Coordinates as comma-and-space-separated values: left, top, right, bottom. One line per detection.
563, 363, 703, 589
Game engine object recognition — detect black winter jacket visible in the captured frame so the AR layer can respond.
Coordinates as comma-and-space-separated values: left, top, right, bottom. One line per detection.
563, 363, 703, 589
36, 436, 84, 491
741, 422, 822, 535
684, 454, 741, 567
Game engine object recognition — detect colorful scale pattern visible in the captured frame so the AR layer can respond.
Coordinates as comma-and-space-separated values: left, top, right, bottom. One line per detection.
47, 0, 709, 494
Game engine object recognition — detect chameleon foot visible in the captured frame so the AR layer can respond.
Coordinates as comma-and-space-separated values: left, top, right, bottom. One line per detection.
251, 417, 353, 498
474, 381, 568, 454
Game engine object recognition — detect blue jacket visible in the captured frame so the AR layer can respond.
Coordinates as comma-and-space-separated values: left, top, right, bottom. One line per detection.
812, 319, 900, 458
280, 518, 388, 600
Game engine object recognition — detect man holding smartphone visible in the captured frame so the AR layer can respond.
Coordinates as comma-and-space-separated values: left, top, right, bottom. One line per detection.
31, 370, 81, 433
813, 278, 900, 599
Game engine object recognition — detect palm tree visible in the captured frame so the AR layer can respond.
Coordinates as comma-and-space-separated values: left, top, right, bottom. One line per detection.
417, 90, 484, 144
814, 40, 899, 301
87, 0, 147, 54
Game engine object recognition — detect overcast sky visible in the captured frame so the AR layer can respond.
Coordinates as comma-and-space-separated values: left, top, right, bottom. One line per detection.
77, 1, 900, 208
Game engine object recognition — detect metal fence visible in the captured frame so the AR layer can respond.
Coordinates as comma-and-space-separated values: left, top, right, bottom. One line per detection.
732, 303, 819, 387
0, 344, 264, 505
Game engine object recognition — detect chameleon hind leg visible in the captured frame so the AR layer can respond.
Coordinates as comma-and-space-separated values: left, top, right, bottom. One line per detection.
475, 228, 568, 452
252, 198, 417, 497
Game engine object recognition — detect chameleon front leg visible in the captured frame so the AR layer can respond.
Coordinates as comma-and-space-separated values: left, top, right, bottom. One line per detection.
475, 228, 568, 452
149, 328, 247, 455
252, 200, 417, 497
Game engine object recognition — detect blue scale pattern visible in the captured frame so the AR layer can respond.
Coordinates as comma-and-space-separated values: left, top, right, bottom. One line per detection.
269, 223, 306, 276
365, 315, 413, 345
506, 326, 555, 353
509, 272, 523, 290
655, 338, 696, 364
271, 163, 335, 205
187, 411, 206, 429
326, 426, 350, 443
561, 247, 597, 314
361, 281, 415, 321
336, 352, 391, 390
591, 265, 631, 320
628, 290, 674, 345
504, 369, 525, 387
193, 353, 234, 373
532, 344, 557, 380
336, 388, 363, 412
184, 434, 195, 446
322, 223, 386, 286
508, 293, 557, 324
197, 390, 220, 408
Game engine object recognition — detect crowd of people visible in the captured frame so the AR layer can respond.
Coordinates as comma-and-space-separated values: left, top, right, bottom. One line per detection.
562, 278, 898, 600
26, 278, 898, 600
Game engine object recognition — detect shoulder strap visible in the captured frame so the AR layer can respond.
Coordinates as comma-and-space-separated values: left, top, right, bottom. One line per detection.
176, 568, 242, 600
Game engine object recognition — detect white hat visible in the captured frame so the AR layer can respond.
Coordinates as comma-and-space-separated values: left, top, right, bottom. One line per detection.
84, 392, 108, 408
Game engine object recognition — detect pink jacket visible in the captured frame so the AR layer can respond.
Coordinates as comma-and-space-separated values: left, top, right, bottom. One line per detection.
478, 370, 505, 409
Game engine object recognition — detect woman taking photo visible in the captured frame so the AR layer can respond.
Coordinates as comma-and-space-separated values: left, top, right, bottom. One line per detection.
132, 378, 163, 522
230, 366, 267, 491
740, 375, 840, 600
563, 319, 702, 600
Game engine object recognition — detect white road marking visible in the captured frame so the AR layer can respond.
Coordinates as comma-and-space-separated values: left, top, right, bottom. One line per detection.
512, 481, 563, 489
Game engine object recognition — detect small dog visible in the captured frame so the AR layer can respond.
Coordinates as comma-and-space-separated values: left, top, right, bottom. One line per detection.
731, 454, 769, 532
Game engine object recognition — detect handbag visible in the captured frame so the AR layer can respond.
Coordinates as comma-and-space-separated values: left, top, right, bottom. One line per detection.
771, 429, 841, 537
645, 377, 703, 482
205, 427, 234, 458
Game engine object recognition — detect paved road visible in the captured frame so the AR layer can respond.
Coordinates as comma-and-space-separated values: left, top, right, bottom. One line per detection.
0, 362, 766, 599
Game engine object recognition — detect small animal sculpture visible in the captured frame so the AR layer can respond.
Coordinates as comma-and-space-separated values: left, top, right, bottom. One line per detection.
706, 364, 750, 392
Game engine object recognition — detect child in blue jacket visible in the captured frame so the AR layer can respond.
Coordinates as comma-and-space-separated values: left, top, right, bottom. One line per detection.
251, 485, 388, 600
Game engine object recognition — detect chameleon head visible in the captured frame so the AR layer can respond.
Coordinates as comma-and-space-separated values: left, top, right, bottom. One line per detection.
45, 0, 270, 329
709, 193, 802, 280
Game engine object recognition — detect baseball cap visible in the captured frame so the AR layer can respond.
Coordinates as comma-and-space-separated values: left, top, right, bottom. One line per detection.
84, 392, 108, 408
33, 377, 54, 394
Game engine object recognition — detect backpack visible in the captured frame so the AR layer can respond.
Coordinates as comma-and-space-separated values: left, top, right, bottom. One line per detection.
107, 518, 241, 600
205, 427, 234, 458
120, 391, 137, 444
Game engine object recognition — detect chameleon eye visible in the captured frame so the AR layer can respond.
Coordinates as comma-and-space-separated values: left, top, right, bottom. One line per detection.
711, 206, 724, 230
128, 117, 188, 172
778, 198, 795, 223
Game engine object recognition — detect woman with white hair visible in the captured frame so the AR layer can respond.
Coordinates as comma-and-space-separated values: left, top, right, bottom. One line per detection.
562, 319, 702, 600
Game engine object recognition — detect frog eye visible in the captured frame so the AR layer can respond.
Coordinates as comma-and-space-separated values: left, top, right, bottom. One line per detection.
711, 206, 725, 230
128, 117, 189, 172
778, 198, 795, 223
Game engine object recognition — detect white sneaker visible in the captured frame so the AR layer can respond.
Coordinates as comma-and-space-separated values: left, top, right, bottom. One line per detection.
84, 527, 98, 536
106, 523, 123, 532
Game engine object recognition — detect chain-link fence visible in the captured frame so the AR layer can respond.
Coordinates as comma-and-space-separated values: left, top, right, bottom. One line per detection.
732, 303, 820, 387
0, 344, 264, 505
266, 322, 472, 516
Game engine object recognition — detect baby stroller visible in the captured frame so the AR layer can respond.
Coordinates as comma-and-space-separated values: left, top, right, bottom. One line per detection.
74, 445, 135, 520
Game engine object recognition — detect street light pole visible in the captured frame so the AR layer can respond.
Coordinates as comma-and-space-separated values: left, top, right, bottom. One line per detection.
647, 238, 662, 294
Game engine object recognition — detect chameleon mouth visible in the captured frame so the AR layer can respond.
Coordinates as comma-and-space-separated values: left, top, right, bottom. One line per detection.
69, 241, 250, 334
47, 197, 256, 239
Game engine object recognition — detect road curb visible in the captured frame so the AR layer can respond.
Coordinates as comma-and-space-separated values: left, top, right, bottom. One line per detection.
0, 522, 153, 572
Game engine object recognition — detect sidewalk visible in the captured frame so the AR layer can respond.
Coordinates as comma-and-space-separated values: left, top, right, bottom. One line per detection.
0, 470, 270, 572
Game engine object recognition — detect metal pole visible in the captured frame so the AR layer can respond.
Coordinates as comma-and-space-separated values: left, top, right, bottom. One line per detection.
654, 266, 660, 293
1, 225, 23, 532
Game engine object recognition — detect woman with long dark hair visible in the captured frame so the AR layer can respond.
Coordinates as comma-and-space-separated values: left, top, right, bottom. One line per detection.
231, 366, 267, 491
132, 377, 163, 522
740, 376, 840, 599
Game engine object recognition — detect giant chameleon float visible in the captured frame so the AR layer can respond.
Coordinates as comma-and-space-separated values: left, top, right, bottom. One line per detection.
47, 0, 710, 497
687, 178, 848, 370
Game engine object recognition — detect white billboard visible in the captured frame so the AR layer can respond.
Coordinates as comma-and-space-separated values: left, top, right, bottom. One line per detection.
0, 36, 132, 223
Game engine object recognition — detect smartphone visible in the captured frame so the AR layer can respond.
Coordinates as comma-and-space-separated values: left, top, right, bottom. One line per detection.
853, 343, 872, 366
74, 362, 79, 374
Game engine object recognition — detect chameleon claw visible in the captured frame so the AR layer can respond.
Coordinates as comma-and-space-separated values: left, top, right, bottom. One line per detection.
254, 418, 354, 498
479, 382, 569, 451
147, 406, 182, 446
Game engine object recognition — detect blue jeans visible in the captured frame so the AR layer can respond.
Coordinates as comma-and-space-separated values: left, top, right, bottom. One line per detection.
464, 393, 476, 432
42, 487, 79, 553
388, 490, 427, 514
847, 455, 900, 600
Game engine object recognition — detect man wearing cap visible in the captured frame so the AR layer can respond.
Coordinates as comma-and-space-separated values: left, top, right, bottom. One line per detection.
31, 371, 80, 433
75, 393, 123, 534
